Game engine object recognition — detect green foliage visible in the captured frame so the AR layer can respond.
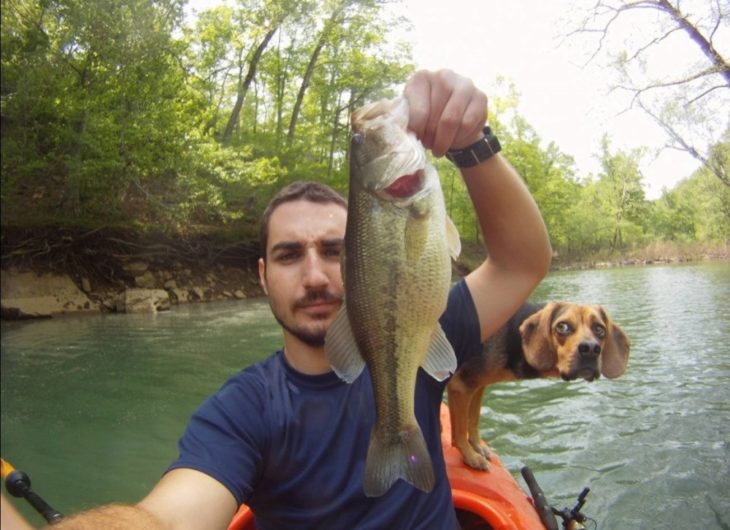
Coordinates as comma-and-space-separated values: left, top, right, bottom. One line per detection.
650, 160, 730, 243
1, 0, 410, 233
1, 0, 725, 263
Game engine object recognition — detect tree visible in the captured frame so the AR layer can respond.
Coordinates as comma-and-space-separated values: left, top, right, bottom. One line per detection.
596, 136, 648, 251
570, 0, 730, 186
220, 0, 299, 144
1, 0, 193, 224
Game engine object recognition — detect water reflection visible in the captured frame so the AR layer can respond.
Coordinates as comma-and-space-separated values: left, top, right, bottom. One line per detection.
2, 263, 729, 527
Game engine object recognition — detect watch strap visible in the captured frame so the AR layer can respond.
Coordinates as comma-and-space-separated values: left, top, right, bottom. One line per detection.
445, 126, 501, 168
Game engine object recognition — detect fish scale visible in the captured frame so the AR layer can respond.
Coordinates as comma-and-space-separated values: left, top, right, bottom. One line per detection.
325, 96, 461, 497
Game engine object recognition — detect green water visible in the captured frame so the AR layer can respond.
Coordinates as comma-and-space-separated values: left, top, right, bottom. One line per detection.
2, 263, 729, 528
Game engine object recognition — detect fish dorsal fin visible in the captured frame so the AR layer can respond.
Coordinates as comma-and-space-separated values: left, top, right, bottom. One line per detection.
446, 215, 461, 261
324, 303, 366, 383
421, 324, 457, 381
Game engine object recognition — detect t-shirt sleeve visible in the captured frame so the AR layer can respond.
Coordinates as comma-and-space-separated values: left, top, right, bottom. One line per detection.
167, 373, 267, 505
440, 278, 482, 368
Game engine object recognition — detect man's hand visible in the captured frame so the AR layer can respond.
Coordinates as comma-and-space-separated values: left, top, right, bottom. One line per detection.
403, 69, 488, 157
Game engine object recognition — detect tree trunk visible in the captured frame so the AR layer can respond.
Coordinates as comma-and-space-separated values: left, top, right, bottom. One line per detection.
287, 2, 349, 147
286, 37, 325, 147
327, 92, 344, 176
222, 27, 278, 144
657, 0, 730, 86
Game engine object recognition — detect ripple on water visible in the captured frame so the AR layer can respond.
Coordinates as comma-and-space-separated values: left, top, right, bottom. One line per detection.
2, 264, 729, 525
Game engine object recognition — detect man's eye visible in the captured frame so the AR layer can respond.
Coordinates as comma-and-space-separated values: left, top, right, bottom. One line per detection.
276, 252, 300, 262
324, 248, 342, 258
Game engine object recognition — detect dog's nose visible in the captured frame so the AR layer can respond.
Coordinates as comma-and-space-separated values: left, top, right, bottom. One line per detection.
578, 341, 601, 360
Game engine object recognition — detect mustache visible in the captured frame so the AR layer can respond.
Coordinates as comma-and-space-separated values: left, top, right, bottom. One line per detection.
294, 289, 342, 308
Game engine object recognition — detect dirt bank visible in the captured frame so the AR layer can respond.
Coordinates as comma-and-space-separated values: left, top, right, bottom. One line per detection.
1, 227, 264, 319
2, 227, 727, 320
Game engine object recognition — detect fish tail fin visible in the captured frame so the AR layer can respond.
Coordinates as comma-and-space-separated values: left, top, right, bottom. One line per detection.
363, 423, 435, 497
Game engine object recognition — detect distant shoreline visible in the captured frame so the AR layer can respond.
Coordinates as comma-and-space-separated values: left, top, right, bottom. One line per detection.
549, 241, 728, 271
2, 239, 727, 321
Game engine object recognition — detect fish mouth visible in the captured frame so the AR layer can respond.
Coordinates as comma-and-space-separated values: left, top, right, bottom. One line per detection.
383, 170, 424, 199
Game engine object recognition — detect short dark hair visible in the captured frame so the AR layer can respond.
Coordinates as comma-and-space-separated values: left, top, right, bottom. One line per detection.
259, 181, 347, 258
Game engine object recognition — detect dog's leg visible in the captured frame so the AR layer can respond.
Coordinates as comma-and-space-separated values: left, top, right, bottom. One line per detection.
448, 378, 491, 470
467, 385, 492, 465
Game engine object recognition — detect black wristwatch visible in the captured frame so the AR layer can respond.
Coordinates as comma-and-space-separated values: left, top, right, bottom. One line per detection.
445, 126, 501, 168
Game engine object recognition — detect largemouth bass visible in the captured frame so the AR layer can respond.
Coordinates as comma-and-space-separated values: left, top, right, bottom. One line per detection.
325, 96, 461, 497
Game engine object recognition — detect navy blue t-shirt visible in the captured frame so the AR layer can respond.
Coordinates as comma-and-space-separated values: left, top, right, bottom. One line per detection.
169, 279, 481, 529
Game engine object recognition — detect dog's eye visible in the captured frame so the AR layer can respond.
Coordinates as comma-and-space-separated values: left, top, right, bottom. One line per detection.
555, 322, 572, 335
593, 324, 606, 338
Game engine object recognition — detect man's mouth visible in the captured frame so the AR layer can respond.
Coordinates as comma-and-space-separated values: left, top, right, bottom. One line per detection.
294, 291, 342, 311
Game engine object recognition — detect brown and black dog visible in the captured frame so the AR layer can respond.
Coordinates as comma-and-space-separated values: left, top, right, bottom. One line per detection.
447, 302, 630, 470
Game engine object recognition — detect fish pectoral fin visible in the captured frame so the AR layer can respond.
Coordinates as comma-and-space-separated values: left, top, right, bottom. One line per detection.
324, 303, 366, 383
421, 324, 457, 381
446, 215, 461, 261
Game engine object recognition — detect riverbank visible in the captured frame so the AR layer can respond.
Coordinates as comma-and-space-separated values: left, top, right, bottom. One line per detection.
1, 230, 727, 320
0, 227, 264, 320
550, 240, 729, 270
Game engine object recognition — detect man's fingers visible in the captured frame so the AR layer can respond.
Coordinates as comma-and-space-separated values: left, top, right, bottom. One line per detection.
404, 69, 488, 156
403, 70, 432, 141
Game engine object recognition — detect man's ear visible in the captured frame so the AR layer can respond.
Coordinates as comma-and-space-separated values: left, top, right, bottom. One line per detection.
258, 257, 268, 295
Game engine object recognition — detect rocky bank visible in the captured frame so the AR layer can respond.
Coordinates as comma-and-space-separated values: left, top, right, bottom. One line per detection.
1, 261, 264, 320
2, 229, 726, 320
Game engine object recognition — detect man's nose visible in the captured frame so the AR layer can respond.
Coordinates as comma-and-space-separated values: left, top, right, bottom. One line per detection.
302, 250, 329, 287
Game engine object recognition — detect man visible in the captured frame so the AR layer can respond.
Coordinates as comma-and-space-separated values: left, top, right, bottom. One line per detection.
10, 69, 551, 529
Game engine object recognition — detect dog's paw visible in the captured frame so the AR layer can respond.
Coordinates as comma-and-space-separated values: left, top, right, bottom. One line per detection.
469, 439, 492, 462
463, 451, 491, 471
476, 443, 492, 461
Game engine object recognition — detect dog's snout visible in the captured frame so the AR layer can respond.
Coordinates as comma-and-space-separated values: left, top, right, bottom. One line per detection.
578, 341, 601, 359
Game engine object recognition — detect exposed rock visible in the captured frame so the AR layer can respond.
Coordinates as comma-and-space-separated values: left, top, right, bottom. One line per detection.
123, 261, 150, 277
0, 262, 262, 320
191, 286, 206, 301
135, 270, 158, 288
0, 270, 96, 318
116, 288, 170, 313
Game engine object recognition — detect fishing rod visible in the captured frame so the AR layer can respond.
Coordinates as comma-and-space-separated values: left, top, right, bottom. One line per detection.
521, 466, 596, 530
1, 458, 64, 525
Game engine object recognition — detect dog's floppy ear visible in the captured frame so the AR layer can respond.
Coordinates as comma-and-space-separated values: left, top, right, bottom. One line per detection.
597, 307, 631, 378
519, 303, 562, 371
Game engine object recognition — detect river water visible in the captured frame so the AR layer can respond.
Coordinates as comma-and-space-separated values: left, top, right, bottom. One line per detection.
1, 262, 728, 528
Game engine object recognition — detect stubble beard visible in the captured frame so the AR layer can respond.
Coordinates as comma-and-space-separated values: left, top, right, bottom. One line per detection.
272, 312, 329, 347
269, 289, 341, 347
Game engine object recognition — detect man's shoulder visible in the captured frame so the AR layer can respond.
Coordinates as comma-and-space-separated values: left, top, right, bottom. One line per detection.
213, 351, 284, 400
240, 350, 284, 377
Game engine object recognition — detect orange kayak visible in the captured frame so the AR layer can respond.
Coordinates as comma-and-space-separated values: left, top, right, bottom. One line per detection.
228, 403, 545, 530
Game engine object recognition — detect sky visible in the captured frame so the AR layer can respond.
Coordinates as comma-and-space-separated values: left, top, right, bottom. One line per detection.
387, 0, 730, 199
187, 0, 728, 199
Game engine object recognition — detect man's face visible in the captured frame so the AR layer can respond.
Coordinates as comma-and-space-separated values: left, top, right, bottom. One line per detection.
258, 200, 347, 347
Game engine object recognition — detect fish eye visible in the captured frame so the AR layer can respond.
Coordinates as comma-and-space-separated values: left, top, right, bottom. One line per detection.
351, 132, 364, 144
555, 322, 572, 335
